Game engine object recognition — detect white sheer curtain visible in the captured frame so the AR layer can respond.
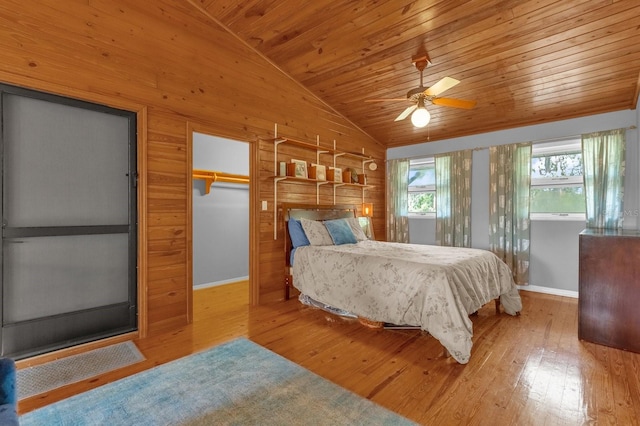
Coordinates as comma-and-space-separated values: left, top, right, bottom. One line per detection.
435, 150, 472, 247
581, 129, 625, 229
386, 158, 410, 243
489, 143, 532, 285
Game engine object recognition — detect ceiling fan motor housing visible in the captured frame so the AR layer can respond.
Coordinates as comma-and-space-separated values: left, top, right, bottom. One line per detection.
407, 87, 428, 102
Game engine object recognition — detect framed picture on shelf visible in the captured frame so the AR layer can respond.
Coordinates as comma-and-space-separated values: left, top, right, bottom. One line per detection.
332, 167, 342, 183
313, 164, 326, 181
348, 168, 359, 183
291, 159, 307, 178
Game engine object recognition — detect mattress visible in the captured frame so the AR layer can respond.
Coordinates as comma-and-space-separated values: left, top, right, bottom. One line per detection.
292, 240, 522, 364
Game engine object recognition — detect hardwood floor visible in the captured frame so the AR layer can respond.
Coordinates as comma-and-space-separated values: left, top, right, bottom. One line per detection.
18, 282, 640, 425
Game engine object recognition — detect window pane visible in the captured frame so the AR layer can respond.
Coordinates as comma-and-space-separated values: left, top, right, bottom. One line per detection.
409, 192, 435, 213
3, 94, 130, 227
3, 234, 129, 322
409, 159, 435, 214
409, 164, 435, 188
530, 145, 585, 215
531, 152, 582, 179
530, 187, 586, 213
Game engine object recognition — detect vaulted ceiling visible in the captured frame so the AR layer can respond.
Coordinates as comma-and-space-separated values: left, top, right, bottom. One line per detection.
194, 0, 640, 147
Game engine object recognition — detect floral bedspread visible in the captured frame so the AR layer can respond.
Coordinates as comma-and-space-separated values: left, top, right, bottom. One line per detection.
292, 240, 522, 364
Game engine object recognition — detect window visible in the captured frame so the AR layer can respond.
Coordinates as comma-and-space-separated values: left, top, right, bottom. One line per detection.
408, 158, 435, 216
530, 139, 585, 218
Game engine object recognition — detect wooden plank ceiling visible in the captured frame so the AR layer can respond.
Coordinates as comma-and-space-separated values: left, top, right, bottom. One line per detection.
195, 0, 640, 147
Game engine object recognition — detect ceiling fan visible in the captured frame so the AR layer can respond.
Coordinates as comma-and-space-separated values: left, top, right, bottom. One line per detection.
366, 56, 477, 128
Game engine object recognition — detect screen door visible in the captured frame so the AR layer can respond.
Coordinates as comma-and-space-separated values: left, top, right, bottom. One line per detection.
0, 85, 137, 359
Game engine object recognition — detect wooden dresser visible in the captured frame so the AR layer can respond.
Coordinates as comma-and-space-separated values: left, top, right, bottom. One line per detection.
578, 228, 640, 353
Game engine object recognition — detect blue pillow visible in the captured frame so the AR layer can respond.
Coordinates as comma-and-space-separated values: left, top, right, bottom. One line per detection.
324, 219, 357, 245
288, 219, 310, 248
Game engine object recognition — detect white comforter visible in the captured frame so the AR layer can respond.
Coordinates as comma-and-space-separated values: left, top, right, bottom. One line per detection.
292, 240, 522, 364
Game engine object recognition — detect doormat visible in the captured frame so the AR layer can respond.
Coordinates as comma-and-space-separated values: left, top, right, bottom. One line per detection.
17, 341, 144, 400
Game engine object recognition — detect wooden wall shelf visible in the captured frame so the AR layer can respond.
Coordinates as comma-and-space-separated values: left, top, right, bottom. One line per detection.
271, 175, 372, 188
268, 125, 374, 239
264, 137, 374, 162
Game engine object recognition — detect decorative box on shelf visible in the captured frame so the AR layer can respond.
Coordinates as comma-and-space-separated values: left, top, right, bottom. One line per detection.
327, 167, 342, 183
266, 124, 376, 239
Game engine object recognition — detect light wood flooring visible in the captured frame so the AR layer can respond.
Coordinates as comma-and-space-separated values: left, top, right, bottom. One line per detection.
18, 282, 640, 425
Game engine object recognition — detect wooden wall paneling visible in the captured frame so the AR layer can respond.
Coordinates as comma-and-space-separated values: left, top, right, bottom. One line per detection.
146, 225, 186, 241
147, 286, 188, 319
353, 41, 639, 122
249, 134, 261, 305
136, 106, 149, 338
0, 3, 159, 88
203, 0, 640, 147
146, 111, 189, 333
94, 0, 225, 43
0, 0, 386, 337
432, 2, 628, 86
228, 1, 422, 73
356, 2, 632, 88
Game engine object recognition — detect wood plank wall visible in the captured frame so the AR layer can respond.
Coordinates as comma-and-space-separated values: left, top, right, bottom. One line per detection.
0, 0, 385, 334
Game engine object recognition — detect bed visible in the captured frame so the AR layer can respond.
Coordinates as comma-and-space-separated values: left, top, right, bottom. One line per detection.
282, 203, 522, 364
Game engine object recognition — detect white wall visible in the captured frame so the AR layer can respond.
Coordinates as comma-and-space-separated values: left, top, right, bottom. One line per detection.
192, 132, 249, 288
389, 109, 639, 296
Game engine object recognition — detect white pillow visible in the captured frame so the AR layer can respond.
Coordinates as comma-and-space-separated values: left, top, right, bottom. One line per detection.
345, 217, 368, 241
300, 218, 334, 245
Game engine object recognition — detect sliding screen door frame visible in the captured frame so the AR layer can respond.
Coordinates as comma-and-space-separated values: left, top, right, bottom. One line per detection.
0, 83, 138, 359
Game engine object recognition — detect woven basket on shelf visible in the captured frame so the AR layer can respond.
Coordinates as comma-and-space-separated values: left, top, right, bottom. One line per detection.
358, 317, 384, 329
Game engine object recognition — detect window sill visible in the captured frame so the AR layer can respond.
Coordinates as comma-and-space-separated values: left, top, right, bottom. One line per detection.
409, 213, 436, 220
530, 213, 586, 222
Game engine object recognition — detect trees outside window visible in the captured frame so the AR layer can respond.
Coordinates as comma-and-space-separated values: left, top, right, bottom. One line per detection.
405, 139, 586, 220
408, 158, 435, 215
530, 139, 585, 216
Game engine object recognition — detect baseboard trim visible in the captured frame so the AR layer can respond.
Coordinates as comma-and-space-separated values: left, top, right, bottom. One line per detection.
517, 284, 578, 299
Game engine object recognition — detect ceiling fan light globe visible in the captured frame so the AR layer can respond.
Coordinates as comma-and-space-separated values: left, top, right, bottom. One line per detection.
411, 107, 430, 128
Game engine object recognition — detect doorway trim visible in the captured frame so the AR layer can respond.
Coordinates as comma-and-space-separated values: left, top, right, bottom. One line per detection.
186, 122, 258, 322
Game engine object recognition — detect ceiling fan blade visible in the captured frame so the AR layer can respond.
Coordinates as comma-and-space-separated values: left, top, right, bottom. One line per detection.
394, 105, 417, 121
432, 97, 477, 109
364, 98, 407, 102
424, 77, 460, 97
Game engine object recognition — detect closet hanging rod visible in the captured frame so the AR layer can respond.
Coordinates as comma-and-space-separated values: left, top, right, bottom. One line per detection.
193, 169, 250, 194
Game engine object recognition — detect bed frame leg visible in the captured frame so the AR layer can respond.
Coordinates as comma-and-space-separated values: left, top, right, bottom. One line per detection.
495, 298, 500, 314
284, 274, 293, 300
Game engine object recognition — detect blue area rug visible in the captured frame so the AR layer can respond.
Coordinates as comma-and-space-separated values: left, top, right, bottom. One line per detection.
20, 338, 416, 425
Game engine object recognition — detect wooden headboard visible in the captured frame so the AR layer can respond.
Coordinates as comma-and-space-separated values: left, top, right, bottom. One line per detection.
282, 203, 357, 299
283, 203, 358, 221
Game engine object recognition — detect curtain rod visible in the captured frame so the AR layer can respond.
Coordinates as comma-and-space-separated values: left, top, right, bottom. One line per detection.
397, 125, 638, 160
518, 125, 637, 147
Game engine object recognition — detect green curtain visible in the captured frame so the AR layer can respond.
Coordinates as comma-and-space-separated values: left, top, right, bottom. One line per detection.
435, 150, 472, 247
489, 143, 531, 285
581, 129, 625, 229
386, 158, 410, 243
